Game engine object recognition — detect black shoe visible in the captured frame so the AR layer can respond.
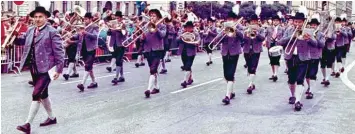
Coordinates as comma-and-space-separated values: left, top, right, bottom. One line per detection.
247, 86, 253, 94
230, 93, 236, 99
340, 67, 345, 73
63, 74, 69, 80
320, 79, 326, 85
69, 73, 79, 78
151, 88, 160, 94
209, 61, 213, 64
111, 78, 118, 84
273, 76, 278, 82
244, 64, 248, 68
180, 66, 185, 71
284, 69, 288, 74
40, 117, 57, 126
268, 75, 274, 80
28, 81, 34, 86
289, 97, 296, 104
222, 96, 230, 105
117, 77, 125, 82
206, 62, 211, 66
294, 101, 303, 111
135, 63, 140, 68
165, 59, 171, 62
187, 79, 194, 85
159, 69, 167, 74
140, 63, 145, 66
144, 90, 150, 98
335, 72, 340, 78
181, 81, 187, 88
305, 91, 313, 99
77, 84, 84, 92
106, 67, 112, 72
331, 72, 336, 76
16, 123, 30, 133
324, 80, 330, 86
87, 83, 98, 88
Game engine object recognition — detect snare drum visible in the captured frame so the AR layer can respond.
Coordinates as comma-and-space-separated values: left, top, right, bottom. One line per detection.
269, 46, 283, 57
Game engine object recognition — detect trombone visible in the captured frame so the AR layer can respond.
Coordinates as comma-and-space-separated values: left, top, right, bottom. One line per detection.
284, 17, 310, 55
207, 17, 244, 50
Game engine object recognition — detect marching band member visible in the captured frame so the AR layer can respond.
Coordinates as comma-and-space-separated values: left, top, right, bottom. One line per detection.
266, 13, 285, 82
135, 17, 146, 68
51, 10, 60, 29
278, 10, 317, 111
62, 33, 80, 80
320, 20, 337, 86
203, 17, 217, 66
16, 6, 65, 133
163, 17, 176, 63
243, 12, 265, 94
76, 13, 99, 92
342, 17, 353, 70
177, 21, 200, 88
333, 17, 348, 78
284, 15, 295, 74
142, 9, 167, 98
106, 11, 127, 84
305, 16, 325, 99
218, 11, 243, 105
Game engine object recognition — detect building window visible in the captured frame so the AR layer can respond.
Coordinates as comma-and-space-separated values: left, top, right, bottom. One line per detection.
87, 1, 91, 11
261, 1, 266, 5
116, 2, 120, 11
274, 1, 279, 4
1, 1, 4, 11
75, 1, 80, 6
301, 1, 303, 5
50, 1, 54, 13
287, 1, 292, 6
248, 1, 253, 4
63, 1, 67, 13
97, 1, 101, 12
134, 3, 137, 15
8, 1, 12, 11
125, 3, 129, 15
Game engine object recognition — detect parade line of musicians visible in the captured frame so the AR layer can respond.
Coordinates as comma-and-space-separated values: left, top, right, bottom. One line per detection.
9, 5, 355, 133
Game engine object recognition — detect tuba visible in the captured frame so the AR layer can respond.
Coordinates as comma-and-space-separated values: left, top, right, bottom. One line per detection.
181, 32, 199, 45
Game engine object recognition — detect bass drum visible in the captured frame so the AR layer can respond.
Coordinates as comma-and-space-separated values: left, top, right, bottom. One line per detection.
98, 27, 108, 50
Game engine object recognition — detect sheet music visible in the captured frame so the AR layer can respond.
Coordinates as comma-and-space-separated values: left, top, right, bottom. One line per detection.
48, 66, 56, 80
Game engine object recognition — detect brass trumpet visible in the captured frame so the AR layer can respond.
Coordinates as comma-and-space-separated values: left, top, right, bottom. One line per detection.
244, 24, 259, 39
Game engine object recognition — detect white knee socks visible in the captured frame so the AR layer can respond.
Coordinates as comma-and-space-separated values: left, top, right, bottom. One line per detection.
41, 98, 55, 120
25, 101, 41, 124
226, 81, 234, 97
248, 74, 255, 87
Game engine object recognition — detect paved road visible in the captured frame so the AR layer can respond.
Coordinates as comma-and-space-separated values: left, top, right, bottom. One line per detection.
2, 44, 355, 134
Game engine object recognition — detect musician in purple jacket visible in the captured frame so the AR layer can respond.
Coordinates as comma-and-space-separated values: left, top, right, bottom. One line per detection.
76, 13, 99, 92
177, 21, 200, 88
217, 11, 243, 105
163, 18, 176, 63
334, 17, 348, 78
320, 30, 336, 86
242, 13, 266, 94
106, 11, 127, 84
142, 9, 167, 98
17, 6, 65, 133
266, 14, 285, 82
278, 12, 318, 111
342, 18, 353, 71
63, 33, 80, 80
203, 17, 218, 66
305, 18, 325, 99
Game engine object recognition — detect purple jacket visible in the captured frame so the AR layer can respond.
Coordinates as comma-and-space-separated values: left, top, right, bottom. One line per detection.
77, 24, 99, 53
309, 31, 325, 59
345, 27, 353, 44
107, 28, 127, 47
335, 27, 347, 47
242, 27, 266, 53
202, 25, 218, 43
218, 24, 244, 56
278, 26, 318, 61
176, 29, 200, 56
19, 24, 65, 73
325, 33, 336, 50
266, 25, 285, 48
142, 23, 167, 52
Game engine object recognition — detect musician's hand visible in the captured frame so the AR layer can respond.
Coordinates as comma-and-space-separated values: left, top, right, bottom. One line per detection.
53, 72, 60, 80
108, 46, 114, 52
303, 33, 311, 40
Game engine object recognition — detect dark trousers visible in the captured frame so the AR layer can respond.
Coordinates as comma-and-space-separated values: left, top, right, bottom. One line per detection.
306, 59, 320, 80
82, 50, 96, 71
29, 64, 51, 101
320, 48, 335, 68
244, 53, 261, 74
181, 51, 195, 71
66, 45, 77, 63
204, 42, 213, 54
145, 51, 163, 74
335, 46, 346, 62
345, 43, 350, 53
223, 54, 239, 81
112, 46, 125, 66
268, 54, 281, 66
287, 55, 309, 85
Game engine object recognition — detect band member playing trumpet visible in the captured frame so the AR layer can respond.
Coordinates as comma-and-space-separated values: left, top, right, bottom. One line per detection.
142, 9, 167, 98
76, 13, 99, 92
333, 17, 348, 78
62, 33, 80, 80
177, 21, 200, 88
266, 14, 285, 82
278, 11, 318, 111
217, 11, 243, 105
106, 11, 127, 84
243, 13, 266, 94
320, 21, 336, 86
16, 6, 65, 133
203, 17, 217, 66
305, 17, 325, 99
